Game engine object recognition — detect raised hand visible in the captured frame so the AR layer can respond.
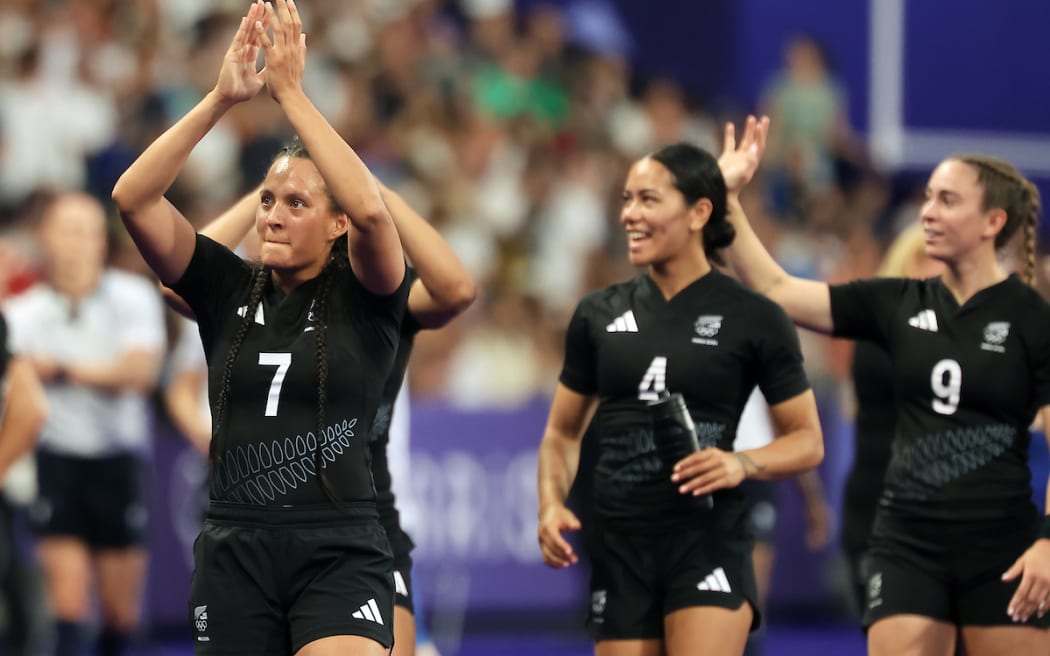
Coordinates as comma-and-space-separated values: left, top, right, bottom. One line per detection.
257, 0, 307, 104
718, 115, 770, 195
213, 1, 267, 105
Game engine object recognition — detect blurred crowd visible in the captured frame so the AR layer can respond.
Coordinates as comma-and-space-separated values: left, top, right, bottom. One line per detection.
4, 1, 1050, 654
2, 0, 1049, 438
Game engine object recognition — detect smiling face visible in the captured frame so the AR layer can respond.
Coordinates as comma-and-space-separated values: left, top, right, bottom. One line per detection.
920, 159, 1006, 265
256, 156, 347, 282
620, 157, 709, 267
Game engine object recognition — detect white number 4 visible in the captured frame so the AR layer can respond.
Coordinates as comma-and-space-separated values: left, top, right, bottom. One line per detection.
931, 358, 961, 415
638, 356, 667, 401
259, 352, 291, 416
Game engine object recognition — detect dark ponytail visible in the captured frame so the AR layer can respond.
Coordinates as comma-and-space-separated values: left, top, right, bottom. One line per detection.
649, 142, 734, 263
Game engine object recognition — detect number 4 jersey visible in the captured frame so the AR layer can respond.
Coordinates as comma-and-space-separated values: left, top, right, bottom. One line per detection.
171, 235, 409, 506
560, 270, 810, 532
830, 275, 1050, 525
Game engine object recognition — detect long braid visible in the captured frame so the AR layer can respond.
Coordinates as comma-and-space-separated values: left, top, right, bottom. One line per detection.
211, 266, 269, 475
313, 233, 350, 505
313, 263, 339, 505
1023, 208, 1038, 286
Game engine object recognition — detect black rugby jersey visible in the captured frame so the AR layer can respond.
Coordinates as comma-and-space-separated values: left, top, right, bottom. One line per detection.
369, 267, 421, 531
560, 270, 810, 532
841, 340, 895, 553
171, 234, 408, 506
830, 275, 1050, 525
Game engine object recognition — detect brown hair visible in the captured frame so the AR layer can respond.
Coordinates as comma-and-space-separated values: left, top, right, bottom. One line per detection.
952, 155, 1042, 285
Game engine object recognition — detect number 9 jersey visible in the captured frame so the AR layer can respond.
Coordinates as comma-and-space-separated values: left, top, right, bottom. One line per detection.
830, 274, 1050, 527
560, 270, 810, 533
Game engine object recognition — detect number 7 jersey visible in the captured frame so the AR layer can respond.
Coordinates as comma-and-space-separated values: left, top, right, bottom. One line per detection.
830, 275, 1050, 524
560, 270, 810, 532
171, 235, 408, 506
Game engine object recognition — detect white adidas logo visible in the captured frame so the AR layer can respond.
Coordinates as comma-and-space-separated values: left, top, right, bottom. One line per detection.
696, 567, 732, 593
606, 310, 638, 333
394, 571, 409, 597
352, 598, 385, 625
236, 304, 266, 325
907, 309, 938, 332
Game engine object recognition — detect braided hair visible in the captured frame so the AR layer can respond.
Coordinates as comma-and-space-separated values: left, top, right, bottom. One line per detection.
953, 155, 1042, 285
211, 140, 349, 505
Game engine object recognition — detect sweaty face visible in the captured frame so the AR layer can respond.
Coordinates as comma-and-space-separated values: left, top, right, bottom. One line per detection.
620, 158, 700, 267
920, 160, 999, 264
256, 157, 346, 278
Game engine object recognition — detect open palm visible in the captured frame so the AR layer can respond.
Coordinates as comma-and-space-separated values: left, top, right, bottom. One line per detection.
718, 115, 769, 194
214, 1, 266, 104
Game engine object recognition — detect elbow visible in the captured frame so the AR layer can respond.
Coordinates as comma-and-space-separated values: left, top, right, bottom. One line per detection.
804, 431, 825, 471
447, 276, 478, 316
351, 203, 394, 233
110, 177, 133, 214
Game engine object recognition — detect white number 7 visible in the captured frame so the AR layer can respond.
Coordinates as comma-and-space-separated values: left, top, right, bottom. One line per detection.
259, 352, 291, 417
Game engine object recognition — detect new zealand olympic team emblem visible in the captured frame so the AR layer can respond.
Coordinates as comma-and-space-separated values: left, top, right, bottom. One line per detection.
694, 315, 723, 338
983, 321, 1010, 345
591, 590, 607, 616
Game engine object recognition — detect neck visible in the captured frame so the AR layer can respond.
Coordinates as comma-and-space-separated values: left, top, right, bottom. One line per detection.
271, 261, 326, 295
648, 252, 712, 300
940, 249, 1008, 304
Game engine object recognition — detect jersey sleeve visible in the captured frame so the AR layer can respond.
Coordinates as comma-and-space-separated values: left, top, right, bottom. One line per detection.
347, 262, 410, 329
829, 277, 910, 343
401, 267, 424, 339
559, 298, 597, 396
342, 263, 411, 368
169, 233, 255, 332
754, 301, 810, 405
1028, 301, 1050, 411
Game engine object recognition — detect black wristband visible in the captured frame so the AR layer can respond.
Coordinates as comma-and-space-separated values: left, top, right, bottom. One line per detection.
1040, 515, 1050, 540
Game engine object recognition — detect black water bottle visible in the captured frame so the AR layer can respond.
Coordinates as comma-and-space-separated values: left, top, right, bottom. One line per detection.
648, 391, 713, 510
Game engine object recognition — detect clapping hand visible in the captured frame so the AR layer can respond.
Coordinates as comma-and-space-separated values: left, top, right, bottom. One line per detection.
257, 0, 307, 104
213, 0, 267, 105
718, 115, 770, 195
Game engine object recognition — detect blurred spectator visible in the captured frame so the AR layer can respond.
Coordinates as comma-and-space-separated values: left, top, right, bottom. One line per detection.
2, 193, 165, 656
759, 34, 851, 225
0, 313, 48, 656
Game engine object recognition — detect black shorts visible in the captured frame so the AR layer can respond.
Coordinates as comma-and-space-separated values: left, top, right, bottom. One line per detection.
189, 502, 395, 654
863, 516, 1050, 629
738, 480, 777, 544
29, 451, 148, 549
586, 526, 759, 641
383, 520, 415, 613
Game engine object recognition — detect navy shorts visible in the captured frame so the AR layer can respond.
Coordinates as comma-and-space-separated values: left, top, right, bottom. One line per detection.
586, 526, 759, 640
384, 520, 415, 613
738, 479, 777, 544
29, 451, 148, 549
863, 514, 1050, 629
188, 502, 395, 654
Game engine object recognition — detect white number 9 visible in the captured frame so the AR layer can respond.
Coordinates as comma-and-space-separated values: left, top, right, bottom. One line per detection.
930, 358, 961, 415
